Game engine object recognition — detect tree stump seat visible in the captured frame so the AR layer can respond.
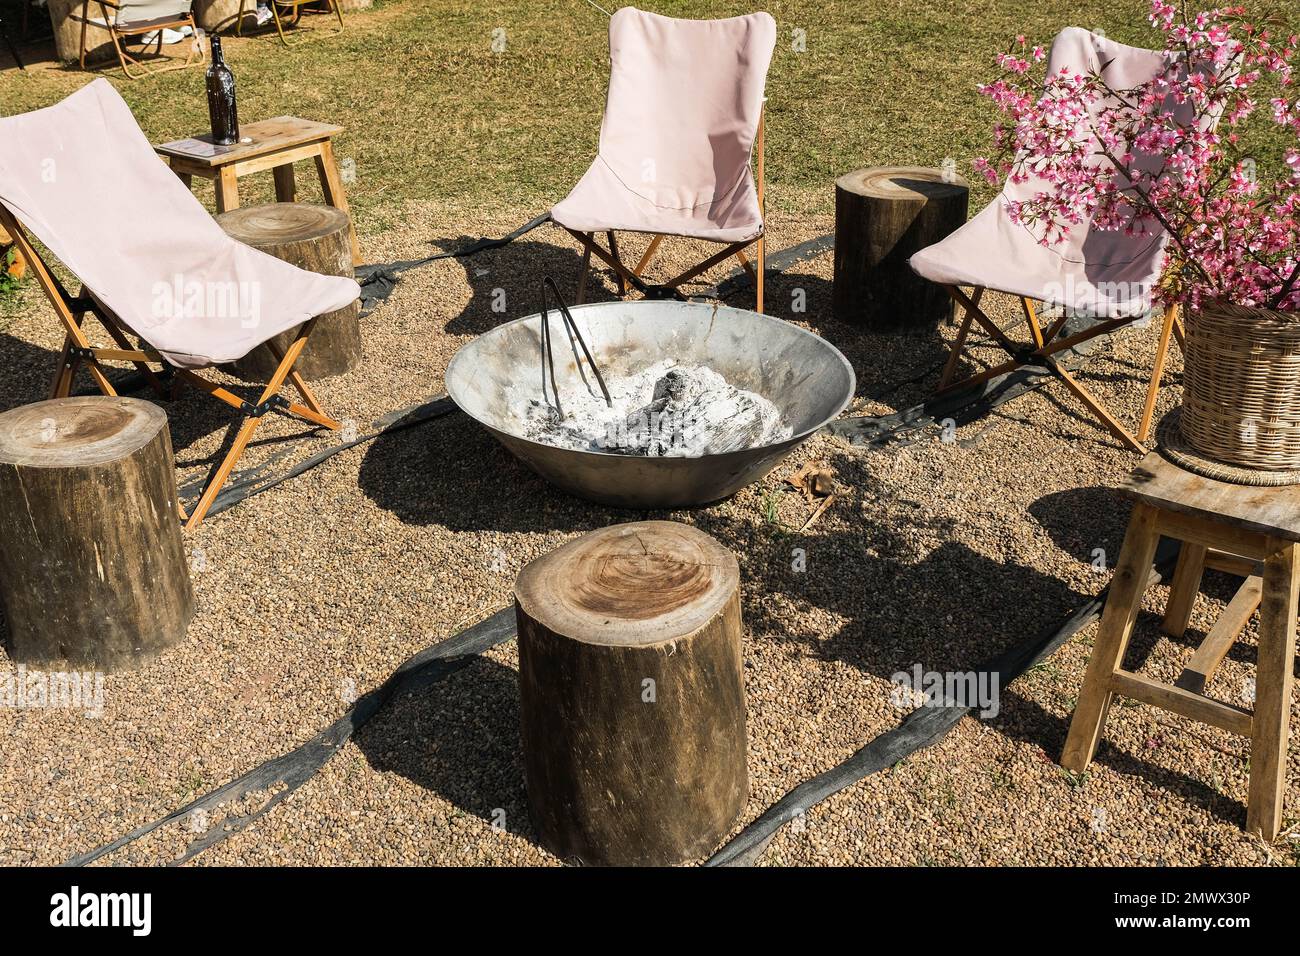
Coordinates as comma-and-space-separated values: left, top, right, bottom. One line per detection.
514, 520, 749, 866
0, 397, 193, 670
217, 202, 362, 381
833, 165, 969, 330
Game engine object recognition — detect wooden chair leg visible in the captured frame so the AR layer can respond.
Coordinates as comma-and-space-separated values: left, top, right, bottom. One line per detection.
79, 0, 88, 69
575, 238, 592, 305
939, 286, 982, 388
49, 333, 76, 399
662, 240, 750, 289
1021, 296, 1044, 349
265, 339, 338, 427
187, 415, 261, 530
560, 226, 648, 296
1161, 542, 1207, 637
1245, 540, 1299, 840
1138, 304, 1179, 444
185, 323, 322, 529
634, 235, 663, 277
1061, 502, 1161, 772
607, 231, 627, 296
1049, 361, 1144, 453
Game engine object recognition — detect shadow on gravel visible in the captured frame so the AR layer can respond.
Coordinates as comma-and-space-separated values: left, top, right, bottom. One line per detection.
0, 332, 328, 494
440, 234, 615, 339
750, 267, 953, 412
353, 654, 538, 849
0, 333, 64, 411
357, 404, 654, 532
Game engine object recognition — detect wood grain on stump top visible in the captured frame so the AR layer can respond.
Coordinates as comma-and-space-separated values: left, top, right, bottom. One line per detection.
217, 202, 351, 247
0, 397, 167, 468
836, 165, 969, 203
514, 520, 739, 646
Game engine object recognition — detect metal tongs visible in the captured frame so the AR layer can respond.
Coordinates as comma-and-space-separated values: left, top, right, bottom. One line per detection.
539, 276, 612, 422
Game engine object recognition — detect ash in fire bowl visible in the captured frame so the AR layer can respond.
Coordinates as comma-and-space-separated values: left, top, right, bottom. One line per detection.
513, 359, 792, 457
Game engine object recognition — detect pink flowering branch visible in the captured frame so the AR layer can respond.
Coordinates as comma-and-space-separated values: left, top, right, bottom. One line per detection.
975, 1, 1300, 312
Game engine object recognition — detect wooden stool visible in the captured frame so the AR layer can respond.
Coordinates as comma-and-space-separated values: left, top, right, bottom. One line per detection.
515, 521, 748, 866
216, 202, 362, 381
0, 397, 194, 670
155, 116, 361, 265
833, 166, 969, 330
1062, 452, 1298, 839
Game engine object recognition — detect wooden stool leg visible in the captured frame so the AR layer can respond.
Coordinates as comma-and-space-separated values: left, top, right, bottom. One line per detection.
1062, 502, 1161, 772
1246, 540, 1299, 840
272, 163, 296, 203
215, 167, 240, 214
314, 141, 361, 265
1162, 542, 1207, 638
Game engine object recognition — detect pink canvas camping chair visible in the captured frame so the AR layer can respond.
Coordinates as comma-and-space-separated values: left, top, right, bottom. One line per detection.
911, 27, 1198, 453
551, 8, 776, 312
0, 79, 359, 529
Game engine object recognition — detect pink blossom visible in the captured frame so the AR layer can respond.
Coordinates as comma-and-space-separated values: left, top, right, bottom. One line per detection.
975, 1, 1300, 311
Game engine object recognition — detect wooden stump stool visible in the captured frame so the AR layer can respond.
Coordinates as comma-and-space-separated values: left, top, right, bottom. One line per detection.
46, 0, 114, 64
0, 397, 194, 670
193, 0, 257, 33
833, 166, 968, 330
515, 520, 748, 866
217, 203, 362, 381
1062, 452, 1299, 839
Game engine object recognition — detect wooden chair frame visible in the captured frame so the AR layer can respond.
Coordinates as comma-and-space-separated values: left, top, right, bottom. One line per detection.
564, 110, 766, 314
939, 284, 1185, 453
237, 0, 344, 47
0, 205, 339, 531
81, 0, 206, 79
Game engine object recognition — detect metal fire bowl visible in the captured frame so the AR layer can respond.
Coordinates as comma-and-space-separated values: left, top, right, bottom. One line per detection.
445, 300, 856, 509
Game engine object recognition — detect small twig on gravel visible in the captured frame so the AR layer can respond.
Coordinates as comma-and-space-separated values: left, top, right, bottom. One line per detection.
798, 495, 834, 533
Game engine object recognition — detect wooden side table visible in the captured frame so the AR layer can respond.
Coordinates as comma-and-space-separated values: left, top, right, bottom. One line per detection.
155, 116, 361, 265
1062, 452, 1299, 839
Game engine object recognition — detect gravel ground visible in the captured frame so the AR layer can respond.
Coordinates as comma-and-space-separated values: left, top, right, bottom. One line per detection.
0, 199, 1296, 867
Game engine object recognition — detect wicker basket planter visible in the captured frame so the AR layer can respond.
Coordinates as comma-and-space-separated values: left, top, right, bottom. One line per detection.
1179, 301, 1300, 472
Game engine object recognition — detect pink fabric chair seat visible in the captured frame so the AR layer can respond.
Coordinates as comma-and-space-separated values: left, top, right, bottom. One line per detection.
550, 8, 775, 244
0, 79, 359, 369
911, 28, 1176, 318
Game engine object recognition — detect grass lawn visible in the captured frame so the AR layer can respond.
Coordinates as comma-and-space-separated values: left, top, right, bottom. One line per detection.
3, 0, 1254, 236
